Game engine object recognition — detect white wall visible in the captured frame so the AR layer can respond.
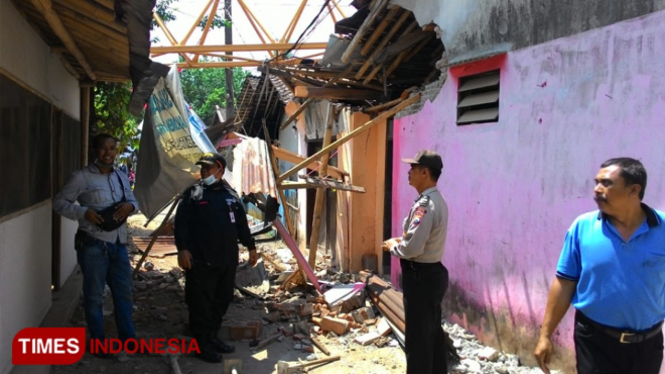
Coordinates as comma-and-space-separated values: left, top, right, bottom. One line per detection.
59, 219, 78, 288
0, 204, 53, 374
0, 1, 81, 373
0, 0, 80, 117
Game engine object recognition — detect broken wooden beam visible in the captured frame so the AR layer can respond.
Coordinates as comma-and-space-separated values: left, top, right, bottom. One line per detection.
279, 179, 366, 193
272, 146, 349, 179
359, 6, 401, 56
294, 86, 384, 101
278, 94, 422, 182
310, 335, 330, 356
340, 0, 389, 63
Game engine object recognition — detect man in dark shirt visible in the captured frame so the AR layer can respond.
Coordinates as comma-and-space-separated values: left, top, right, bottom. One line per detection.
174, 153, 258, 363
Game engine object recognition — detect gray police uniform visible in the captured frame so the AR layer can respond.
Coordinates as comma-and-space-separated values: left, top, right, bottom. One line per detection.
391, 187, 448, 262
391, 186, 450, 374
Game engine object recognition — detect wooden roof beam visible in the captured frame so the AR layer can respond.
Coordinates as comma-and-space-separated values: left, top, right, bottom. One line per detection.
151, 42, 328, 54
31, 0, 96, 80
340, 0, 388, 64
359, 6, 401, 56
52, 0, 126, 34
355, 14, 414, 80
294, 86, 384, 100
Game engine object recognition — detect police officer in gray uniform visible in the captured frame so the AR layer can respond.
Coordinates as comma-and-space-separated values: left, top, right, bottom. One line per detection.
383, 149, 449, 374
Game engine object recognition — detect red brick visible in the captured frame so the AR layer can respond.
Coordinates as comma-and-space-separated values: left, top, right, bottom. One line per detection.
320, 316, 350, 335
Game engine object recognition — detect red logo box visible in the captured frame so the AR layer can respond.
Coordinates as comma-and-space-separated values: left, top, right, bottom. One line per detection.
13, 328, 86, 365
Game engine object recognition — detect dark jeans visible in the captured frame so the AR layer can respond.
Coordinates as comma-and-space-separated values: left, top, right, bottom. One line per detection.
77, 236, 135, 343
401, 259, 449, 374
575, 311, 664, 374
185, 262, 236, 348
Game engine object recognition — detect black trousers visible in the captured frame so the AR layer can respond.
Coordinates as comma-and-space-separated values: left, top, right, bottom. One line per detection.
185, 262, 236, 348
575, 311, 664, 374
401, 259, 449, 374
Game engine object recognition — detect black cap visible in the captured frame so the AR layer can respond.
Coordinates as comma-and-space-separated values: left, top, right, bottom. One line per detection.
401, 149, 443, 171
196, 152, 227, 169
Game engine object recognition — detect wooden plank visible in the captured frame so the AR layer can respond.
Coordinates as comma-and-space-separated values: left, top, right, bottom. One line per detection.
52, 0, 126, 34
363, 97, 403, 113
340, 0, 388, 64
355, 14, 413, 79
294, 86, 383, 101
308, 103, 333, 268
279, 178, 366, 193
359, 6, 400, 56
278, 94, 422, 182
272, 146, 348, 178
31, 0, 96, 80
279, 182, 360, 192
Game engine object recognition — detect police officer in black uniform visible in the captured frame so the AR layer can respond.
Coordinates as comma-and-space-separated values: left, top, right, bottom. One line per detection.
174, 153, 258, 363
383, 150, 449, 374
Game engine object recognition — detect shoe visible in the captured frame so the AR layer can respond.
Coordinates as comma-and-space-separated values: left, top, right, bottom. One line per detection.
210, 335, 235, 354
195, 348, 222, 363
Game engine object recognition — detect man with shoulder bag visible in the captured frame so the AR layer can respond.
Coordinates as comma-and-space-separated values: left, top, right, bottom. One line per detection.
54, 133, 139, 356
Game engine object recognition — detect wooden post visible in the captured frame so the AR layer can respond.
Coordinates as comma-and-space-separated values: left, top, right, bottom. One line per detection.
80, 86, 90, 166
278, 94, 421, 182
307, 103, 333, 268
262, 122, 296, 238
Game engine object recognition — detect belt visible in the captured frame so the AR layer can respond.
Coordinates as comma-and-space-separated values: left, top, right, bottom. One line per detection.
400, 259, 441, 270
577, 311, 663, 344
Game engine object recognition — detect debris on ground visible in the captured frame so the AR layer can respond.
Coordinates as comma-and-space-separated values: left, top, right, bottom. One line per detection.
52, 214, 554, 374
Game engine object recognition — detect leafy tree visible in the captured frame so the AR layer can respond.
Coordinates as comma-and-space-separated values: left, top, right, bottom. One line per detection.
90, 82, 142, 163
179, 60, 251, 125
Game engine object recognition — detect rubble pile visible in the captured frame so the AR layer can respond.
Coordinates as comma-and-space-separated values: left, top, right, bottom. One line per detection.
61, 238, 553, 374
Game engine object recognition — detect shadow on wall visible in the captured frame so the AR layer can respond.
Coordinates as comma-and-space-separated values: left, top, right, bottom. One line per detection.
444, 280, 576, 373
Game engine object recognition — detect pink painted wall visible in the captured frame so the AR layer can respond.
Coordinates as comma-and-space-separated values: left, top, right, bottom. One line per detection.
391, 9, 665, 362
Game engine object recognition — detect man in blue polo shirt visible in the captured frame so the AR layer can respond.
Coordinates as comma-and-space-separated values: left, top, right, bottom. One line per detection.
534, 157, 665, 374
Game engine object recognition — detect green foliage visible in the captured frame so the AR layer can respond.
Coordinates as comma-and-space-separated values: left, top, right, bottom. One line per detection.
90, 82, 142, 162
179, 60, 251, 125
152, 0, 178, 30
198, 15, 231, 30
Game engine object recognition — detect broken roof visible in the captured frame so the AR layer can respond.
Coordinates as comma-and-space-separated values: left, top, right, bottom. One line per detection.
261, 1, 444, 106
12, 0, 156, 82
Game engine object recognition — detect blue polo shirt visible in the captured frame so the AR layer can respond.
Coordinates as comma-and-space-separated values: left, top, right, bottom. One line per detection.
556, 204, 665, 331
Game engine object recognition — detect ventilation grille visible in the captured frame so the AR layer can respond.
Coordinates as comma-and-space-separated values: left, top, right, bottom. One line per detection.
457, 70, 500, 125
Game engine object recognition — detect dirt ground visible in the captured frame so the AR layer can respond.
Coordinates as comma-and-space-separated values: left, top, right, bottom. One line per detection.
52, 214, 408, 374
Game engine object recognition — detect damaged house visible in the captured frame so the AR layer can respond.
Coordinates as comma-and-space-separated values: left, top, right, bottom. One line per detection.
231, 0, 665, 372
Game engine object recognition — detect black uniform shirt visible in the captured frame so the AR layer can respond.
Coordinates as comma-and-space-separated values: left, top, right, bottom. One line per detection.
174, 180, 256, 267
